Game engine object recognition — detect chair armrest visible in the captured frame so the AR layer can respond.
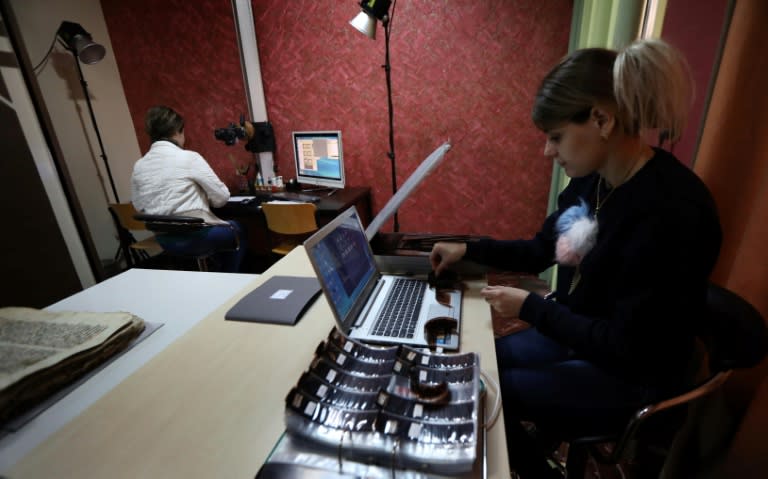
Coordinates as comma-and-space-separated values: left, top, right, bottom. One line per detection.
134, 213, 205, 224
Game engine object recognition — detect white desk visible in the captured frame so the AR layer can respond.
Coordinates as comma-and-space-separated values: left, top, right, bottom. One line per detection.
0, 269, 259, 472
5, 249, 510, 478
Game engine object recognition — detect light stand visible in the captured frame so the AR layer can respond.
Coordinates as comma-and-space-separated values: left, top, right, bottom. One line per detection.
382, 15, 398, 232
56, 22, 118, 203
350, 0, 400, 231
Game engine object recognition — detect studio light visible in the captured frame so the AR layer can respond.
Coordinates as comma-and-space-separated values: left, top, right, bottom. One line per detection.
56, 21, 105, 65
349, 0, 391, 39
55, 21, 118, 203
348, 0, 402, 231
349, 11, 377, 39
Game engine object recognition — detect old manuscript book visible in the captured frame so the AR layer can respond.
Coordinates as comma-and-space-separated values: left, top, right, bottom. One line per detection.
0, 307, 145, 423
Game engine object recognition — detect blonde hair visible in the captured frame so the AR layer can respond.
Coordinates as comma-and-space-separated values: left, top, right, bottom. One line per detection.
532, 39, 693, 142
614, 39, 693, 142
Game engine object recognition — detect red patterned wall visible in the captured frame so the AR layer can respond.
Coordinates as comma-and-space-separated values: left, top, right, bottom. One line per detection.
101, 0, 251, 188
102, 0, 571, 239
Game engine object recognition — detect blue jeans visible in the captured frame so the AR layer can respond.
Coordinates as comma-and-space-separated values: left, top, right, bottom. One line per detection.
157, 220, 247, 273
495, 328, 665, 477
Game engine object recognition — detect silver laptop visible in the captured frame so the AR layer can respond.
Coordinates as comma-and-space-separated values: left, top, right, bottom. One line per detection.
304, 206, 462, 350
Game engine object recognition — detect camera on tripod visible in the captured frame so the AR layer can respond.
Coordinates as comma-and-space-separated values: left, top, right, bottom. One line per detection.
213, 123, 246, 146
213, 115, 275, 153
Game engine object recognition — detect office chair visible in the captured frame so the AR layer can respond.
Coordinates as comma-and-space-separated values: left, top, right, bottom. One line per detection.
562, 284, 768, 479
260, 202, 318, 255
108, 203, 162, 268
133, 213, 239, 271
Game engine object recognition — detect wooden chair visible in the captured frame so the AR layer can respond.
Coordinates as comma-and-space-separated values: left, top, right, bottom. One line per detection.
108, 203, 162, 268
260, 202, 318, 255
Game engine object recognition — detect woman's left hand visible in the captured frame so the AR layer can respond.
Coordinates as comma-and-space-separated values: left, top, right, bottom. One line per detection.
480, 286, 530, 318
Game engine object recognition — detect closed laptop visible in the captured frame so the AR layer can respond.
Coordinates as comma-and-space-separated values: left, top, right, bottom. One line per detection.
225, 276, 321, 325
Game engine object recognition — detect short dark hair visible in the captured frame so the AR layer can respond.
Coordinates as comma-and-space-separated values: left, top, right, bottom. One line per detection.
145, 105, 184, 143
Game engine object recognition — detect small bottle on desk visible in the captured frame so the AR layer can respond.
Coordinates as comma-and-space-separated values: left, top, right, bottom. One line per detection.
255, 172, 268, 191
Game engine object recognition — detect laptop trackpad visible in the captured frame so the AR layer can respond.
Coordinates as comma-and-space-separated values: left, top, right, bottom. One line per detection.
426, 303, 457, 320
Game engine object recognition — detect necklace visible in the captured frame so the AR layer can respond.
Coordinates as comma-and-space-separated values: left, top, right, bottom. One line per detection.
594, 150, 647, 219
594, 177, 614, 219
567, 150, 648, 295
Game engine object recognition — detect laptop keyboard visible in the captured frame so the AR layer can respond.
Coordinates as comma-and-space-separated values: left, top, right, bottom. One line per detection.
371, 279, 426, 338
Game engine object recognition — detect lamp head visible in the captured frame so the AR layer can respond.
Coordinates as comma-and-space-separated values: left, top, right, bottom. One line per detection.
57, 21, 106, 64
349, 0, 392, 40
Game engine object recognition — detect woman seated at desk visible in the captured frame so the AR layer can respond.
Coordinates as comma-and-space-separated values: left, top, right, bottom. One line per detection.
430, 39, 721, 478
131, 105, 246, 272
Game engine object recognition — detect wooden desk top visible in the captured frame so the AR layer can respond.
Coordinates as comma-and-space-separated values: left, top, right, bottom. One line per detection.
0, 270, 259, 472
216, 186, 371, 215
8, 248, 509, 478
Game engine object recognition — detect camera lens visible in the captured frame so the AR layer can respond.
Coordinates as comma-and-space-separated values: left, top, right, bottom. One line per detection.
214, 125, 245, 146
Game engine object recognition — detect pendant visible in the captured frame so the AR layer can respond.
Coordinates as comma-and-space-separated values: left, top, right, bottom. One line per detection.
568, 266, 581, 295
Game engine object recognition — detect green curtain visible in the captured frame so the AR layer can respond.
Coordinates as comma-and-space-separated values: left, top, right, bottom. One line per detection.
540, 0, 647, 289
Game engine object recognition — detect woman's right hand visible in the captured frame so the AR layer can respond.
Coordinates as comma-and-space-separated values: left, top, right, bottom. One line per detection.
429, 242, 467, 275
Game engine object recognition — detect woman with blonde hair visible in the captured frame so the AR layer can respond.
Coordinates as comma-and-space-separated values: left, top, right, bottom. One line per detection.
431, 39, 721, 478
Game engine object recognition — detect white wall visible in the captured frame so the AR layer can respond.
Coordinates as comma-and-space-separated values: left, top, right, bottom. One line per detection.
9, 0, 141, 264
1, 14, 95, 289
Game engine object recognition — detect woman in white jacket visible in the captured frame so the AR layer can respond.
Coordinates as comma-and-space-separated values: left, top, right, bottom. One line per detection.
132, 105, 246, 272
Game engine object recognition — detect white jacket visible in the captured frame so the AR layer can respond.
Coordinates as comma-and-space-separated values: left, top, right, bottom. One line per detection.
131, 141, 230, 224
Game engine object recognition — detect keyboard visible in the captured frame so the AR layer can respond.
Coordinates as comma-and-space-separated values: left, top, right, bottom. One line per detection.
231, 191, 320, 204
371, 279, 426, 338
270, 191, 320, 203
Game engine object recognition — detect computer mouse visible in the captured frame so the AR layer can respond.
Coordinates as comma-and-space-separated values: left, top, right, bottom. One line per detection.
428, 269, 459, 289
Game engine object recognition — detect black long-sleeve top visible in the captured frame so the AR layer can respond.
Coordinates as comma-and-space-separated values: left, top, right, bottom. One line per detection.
466, 148, 722, 387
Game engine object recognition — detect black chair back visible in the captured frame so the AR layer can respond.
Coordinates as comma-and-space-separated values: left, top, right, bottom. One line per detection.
565, 284, 767, 479
702, 284, 768, 372
133, 213, 207, 234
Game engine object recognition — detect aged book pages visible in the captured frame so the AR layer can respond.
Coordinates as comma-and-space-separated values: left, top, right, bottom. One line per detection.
0, 307, 145, 422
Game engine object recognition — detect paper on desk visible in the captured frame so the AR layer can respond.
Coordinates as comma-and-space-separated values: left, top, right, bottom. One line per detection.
229, 196, 256, 203
1, 321, 163, 434
0, 308, 141, 389
0, 308, 146, 425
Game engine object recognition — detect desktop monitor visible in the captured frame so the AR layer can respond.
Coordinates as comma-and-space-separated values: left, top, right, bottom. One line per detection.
291, 131, 345, 189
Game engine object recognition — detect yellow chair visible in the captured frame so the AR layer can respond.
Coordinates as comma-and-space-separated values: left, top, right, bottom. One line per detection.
260, 202, 318, 255
108, 203, 162, 267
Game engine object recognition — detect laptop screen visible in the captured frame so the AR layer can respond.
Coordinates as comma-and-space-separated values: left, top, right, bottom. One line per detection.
305, 209, 377, 324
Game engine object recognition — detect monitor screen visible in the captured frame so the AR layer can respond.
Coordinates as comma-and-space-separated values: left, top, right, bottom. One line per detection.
291, 131, 345, 189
